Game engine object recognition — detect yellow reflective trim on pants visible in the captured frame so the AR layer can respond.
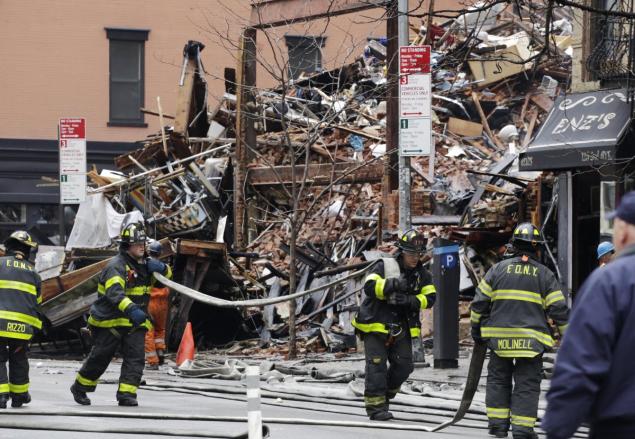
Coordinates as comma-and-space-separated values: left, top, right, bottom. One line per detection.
511, 414, 536, 428
470, 310, 481, 324
364, 395, 386, 406
9, 383, 29, 393
494, 350, 538, 358
545, 290, 565, 307
0, 383, 8, 393
351, 318, 388, 334
420, 284, 436, 295
410, 327, 421, 337
118, 297, 133, 312
76, 373, 98, 387
37, 295, 42, 304
97, 284, 105, 295
487, 407, 510, 419
482, 327, 553, 347
0, 280, 36, 296
415, 293, 428, 309
478, 279, 492, 296
492, 289, 542, 305
0, 310, 41, 329
126, 286, 147, 296
118, 383, 138, 394
105, 276, 125, 290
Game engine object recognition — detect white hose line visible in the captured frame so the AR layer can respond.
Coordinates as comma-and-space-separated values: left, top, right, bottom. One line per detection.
154, 261, 376, 308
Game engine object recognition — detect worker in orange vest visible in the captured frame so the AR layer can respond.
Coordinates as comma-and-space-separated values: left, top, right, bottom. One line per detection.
144, 241, 170, 370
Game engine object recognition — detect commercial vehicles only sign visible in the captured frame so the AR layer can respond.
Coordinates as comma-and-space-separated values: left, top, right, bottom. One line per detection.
59, 118, 87, 203
399, 46, 432, 156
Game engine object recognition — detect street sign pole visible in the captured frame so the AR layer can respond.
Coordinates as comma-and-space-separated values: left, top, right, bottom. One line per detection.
398, 0, 410, 233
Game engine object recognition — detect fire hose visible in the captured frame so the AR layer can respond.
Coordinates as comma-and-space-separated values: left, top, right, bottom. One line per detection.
152, 261, 377, 309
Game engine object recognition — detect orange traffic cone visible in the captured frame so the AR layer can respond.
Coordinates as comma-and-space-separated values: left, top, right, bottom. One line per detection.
176, 322, 195, 367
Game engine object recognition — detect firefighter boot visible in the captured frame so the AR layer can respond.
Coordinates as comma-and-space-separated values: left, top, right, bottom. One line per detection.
10, 392, 31, 408
157, 349, 165, 365
369, 410, 394, 421
117, 392, 139, 407
70, 383, 91, 406
489, 426, 509, 437
0, 394, 8, 409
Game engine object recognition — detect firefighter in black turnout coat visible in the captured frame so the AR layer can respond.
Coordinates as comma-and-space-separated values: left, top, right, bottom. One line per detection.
71, 223, 171, 407
352, 230, 436, 421
471, 223, 569, 439
0, 231, 41, 408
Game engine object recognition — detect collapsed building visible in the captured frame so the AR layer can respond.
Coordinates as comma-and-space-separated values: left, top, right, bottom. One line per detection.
27, 3, 576, 358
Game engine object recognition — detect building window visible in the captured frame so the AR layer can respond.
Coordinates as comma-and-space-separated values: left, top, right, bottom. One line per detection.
0, 204, 26, 225
285, 35, 325, 80
106, 28, 149, 127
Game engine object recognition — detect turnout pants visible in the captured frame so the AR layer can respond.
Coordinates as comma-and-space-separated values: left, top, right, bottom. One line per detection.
0, 337, 30, 398
363, 331, 413, 417
74, 326, 146, 400
144, 288, 169, 366
486, 352, 542, 437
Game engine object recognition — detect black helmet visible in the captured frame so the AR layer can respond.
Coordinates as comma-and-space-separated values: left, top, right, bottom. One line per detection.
510, 222, 543, 247
4, 230, 37, 254
397, 229, 427, 253
118, 223, 147, 245
148, 240, 162, 256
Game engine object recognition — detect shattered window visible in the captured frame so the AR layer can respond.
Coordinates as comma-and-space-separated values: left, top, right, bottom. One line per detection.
285, 35, 325, 80
0, 204, 26, 225
106, 28, 148, 127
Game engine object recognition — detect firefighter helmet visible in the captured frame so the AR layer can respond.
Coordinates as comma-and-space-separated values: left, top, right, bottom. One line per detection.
118, 223, 147, 245
4, 230, 38, 251
510, 222, 543, 247
396, 229, 427, 253
148, 240, 162, 256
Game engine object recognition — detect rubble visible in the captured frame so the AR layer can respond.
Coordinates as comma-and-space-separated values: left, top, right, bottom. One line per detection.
33, 4, 573, 358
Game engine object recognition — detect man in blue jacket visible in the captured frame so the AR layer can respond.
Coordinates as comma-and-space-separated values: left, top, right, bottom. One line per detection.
544, 191, 635, 439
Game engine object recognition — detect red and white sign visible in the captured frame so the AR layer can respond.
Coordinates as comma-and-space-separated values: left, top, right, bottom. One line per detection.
59, 118, 87, 204
399, 46, 431, 74
399, 46, 432, 157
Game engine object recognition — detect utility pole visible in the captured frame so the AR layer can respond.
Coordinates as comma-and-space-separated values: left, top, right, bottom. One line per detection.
398, 0, 411, 232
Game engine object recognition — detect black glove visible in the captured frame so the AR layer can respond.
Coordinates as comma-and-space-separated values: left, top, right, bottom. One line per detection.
147, 257, 166, 275
471, 326, 484, 344
387, 292, 419, 311
125, 304, 147, 327
384, 276, 410, 294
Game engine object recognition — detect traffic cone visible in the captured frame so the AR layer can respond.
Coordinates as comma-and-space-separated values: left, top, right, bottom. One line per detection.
176, 322, 195, 368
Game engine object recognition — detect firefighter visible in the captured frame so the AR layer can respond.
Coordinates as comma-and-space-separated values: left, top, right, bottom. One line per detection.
352, 229, 436, 421
70, 223, 172, 406
596, 241, 614, 267
0, 231, 41, 409
471, 223, 569, 439
144, 241, 170, 370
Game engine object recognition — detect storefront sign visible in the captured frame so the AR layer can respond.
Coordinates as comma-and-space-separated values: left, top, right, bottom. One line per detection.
59, 118, 87, 203
520, 89, 630, 171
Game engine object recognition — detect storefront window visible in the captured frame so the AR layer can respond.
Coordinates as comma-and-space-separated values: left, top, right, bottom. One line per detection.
600, 181, 616, 236
0, 204, 26, 225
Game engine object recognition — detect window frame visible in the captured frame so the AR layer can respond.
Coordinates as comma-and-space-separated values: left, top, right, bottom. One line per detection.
105, 28, 150, 127
284, 35, 326, 80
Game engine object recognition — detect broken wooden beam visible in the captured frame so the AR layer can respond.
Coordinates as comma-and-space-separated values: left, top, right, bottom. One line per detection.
247, 163, 383, 186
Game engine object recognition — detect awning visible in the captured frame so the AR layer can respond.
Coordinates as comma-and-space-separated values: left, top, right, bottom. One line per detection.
519, 89, 632, 171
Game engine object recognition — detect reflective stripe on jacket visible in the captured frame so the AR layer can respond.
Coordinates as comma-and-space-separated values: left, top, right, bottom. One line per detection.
0, 255, 42, 340
89, 252, 172, 329
471, 255, 569, 358
352, 257, 436, 338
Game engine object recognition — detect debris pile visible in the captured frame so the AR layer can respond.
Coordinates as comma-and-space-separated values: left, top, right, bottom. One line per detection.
37, 4, 573, 355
